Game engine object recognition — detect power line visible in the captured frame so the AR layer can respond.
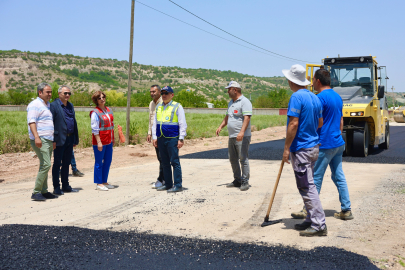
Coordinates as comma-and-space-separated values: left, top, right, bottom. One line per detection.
135, 1, 301, 62
168, 0, 313, 63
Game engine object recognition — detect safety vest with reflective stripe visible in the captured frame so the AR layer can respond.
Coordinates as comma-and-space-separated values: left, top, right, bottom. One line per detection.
156, 101, 180, 138
90, 106, 114, 145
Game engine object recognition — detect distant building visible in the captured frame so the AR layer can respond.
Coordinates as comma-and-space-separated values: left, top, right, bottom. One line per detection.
206, 102, 214, 108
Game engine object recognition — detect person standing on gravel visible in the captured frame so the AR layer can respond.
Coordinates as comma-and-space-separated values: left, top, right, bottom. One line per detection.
27, 83, 57, 201
291, 69, 353, 221
152, 86, 187, 193
282, 64, 327, 237
216, 81, 252, 191
147, 85, 164, 189
50, 85, 79, 195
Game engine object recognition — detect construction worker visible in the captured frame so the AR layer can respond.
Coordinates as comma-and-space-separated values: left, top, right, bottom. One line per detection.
282, 64, 327, 237
152, 86, 187, 193
291, 69, 353, 220
147, 85, 164, 189
216, 81, 252, 191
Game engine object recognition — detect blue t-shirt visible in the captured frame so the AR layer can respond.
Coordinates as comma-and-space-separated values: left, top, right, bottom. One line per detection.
287, 89, 322, 152
317, 89, 345, 149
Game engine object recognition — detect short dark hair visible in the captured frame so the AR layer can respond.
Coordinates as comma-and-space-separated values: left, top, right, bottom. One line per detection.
151, 84, 161, 91
314, 69, 331, 86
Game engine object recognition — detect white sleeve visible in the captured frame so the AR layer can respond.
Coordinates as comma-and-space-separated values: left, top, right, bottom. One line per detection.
152, 113, 157, 140
91, 112, 100, 135
177, 105, 187, 140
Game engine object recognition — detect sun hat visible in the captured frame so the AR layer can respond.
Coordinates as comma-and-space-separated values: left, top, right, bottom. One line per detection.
282, 64, 310, 86
225, 81, 241, 89
161, 86, 174, 93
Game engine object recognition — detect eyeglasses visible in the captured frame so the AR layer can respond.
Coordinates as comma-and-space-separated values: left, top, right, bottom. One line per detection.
98, 96, 106, 100
161, 92, 170, 95
63, 92, 72, 96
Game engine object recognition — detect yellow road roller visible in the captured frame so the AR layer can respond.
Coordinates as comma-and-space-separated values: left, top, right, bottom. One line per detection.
394, 106, 405, 123
306, 56, 389, 157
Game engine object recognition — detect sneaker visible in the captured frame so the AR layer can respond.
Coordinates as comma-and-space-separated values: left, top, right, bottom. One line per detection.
226, 181, 241, 188
96, 185, 108, 191
291, 206, 307, 219
167, 186, 183, 193
299, 225, 328, 237
294, 221, 312, 231
72, 170, 84, 177
157, 185, 170, 191
152, 180, 165, 189
334, 210, 354, 220
31, 193, 46, 201
42, 192, 58, 199
104, 184, 115, 189
240, 181, 249, 191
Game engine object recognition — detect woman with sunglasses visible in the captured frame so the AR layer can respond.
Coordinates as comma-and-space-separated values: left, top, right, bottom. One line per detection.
90, 91, 115, 191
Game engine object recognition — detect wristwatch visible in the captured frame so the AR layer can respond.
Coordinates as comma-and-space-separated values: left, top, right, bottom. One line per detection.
179, 139, 184, 143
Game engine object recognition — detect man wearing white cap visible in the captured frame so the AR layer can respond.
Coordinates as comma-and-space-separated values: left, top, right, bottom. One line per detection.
282, 64, 327, 237
216, 81, 252, 191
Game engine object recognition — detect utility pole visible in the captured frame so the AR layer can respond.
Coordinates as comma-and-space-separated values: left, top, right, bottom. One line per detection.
391, 86, 395, 108
126, 0, 135, 145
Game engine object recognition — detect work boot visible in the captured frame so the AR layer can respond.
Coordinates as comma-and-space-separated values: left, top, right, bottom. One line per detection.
334, 210, 354, 220
240, 181, 249, 191
226, 181, 241, 188
291, 206, 307, 219
299, 225, 328, 237
294, 221, 311, 231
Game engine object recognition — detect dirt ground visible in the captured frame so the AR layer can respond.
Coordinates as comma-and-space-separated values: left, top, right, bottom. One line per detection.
1, 125, 405, 269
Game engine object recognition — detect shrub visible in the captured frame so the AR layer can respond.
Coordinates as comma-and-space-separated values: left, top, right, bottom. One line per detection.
12, 70, 18, 75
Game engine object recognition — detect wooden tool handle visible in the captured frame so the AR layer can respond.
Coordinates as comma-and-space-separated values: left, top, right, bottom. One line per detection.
265, 160, 285, 219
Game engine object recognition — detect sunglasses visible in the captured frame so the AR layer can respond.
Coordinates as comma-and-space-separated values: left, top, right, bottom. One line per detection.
98, 96, 106, 100
161, 92, 171, 95
63, 92, 72, 96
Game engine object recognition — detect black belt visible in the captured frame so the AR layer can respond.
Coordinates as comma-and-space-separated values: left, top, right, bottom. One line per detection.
66, 133, 73, 137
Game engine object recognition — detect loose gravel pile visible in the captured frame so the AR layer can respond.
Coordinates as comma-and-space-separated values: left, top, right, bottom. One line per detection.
0, 224, 377, 269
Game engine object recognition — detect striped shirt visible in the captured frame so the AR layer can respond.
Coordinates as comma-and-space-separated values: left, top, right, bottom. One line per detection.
27, 97, 54, 141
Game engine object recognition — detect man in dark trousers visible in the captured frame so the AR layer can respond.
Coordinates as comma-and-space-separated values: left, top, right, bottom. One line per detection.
50, 85, 79, 195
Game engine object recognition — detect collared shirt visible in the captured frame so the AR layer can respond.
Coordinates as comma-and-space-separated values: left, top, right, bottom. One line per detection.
27, 97, 54, 141
58, 99, 75, 134
152, 100, 187, 140
148, 96, 163, 135
226, 95, 253, 138
287, 89, 322, 152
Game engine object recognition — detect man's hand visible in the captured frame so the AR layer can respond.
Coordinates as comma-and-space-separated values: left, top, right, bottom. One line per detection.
215, 127, 222, 137
177, 140, 184, 149
147, 135, 152, 143
35, 137, 42, 148
97, 142, 103, 152
53, 142, 56, 150
236, 131, 244, 142
153, 139, 158, 148
282, 149, 290, 164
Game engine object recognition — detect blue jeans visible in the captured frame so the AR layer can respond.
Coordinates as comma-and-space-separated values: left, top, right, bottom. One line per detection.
93, 143, 113, 184
157, 137, 182, 188
71, 150, 77, 172
314, 145, 351, 211
52, 135, 74, 190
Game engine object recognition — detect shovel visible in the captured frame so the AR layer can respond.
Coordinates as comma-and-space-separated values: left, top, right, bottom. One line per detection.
261, 160, 284, 227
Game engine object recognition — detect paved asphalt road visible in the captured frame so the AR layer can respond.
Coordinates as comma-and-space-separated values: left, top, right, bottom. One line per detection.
182, 126, 405, 164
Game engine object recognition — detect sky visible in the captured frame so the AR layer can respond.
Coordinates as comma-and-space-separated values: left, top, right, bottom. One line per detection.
1, 0, 404, 92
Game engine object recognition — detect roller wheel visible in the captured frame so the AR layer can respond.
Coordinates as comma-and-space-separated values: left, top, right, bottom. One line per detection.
342, 130, 353, 156
379, 122, 390, 150
352, 122, 369, 157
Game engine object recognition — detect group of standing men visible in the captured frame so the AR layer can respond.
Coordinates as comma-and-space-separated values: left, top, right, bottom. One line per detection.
28, 83, 83, 201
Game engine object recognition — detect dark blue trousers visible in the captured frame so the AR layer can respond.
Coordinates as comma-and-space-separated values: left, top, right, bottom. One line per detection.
155, 147, 164, 182
52, 135, 74, 190
157, 137, 182, 188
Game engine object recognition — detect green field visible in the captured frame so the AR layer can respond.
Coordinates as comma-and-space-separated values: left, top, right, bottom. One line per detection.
0, 111, 287, 154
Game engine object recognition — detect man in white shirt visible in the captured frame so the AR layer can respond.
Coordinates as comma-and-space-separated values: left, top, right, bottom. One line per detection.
152, 86, 187, 193
147, 85, 164, 189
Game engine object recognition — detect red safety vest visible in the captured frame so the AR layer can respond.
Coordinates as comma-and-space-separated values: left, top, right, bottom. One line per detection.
90, 107, 114, 145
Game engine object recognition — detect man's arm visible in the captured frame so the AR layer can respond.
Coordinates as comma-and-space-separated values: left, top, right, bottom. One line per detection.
177, 106, 187, 149
340, 116, 343, 134
318, 117, 323, 129
29, 123, 42, 149
152, 112, 158, 148
236, 115, 251, 141
216, 115, 229, 136
147, 101, 153, 143
283, 116, 299, 164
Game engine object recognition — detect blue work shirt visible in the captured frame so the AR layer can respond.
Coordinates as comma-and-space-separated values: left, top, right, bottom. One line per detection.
287, 89, 323, 152
317, 89, 345, 149
58, 99, 75, 134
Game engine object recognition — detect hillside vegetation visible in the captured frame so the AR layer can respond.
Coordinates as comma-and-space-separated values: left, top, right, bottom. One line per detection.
0, 50, 291, 108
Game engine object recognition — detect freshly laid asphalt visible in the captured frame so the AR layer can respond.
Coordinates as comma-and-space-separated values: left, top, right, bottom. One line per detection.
182, 126, 405, 164
0, 224, 377, 269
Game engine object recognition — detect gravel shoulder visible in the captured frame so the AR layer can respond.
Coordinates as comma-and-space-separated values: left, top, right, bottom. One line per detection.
1, 125, 405, 269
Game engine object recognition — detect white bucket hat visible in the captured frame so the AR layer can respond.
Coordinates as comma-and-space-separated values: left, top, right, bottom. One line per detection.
282, 64, 310, 86
225, 81, 241, 89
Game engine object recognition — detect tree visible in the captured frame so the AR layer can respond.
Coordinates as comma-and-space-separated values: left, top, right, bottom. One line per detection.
51, 82, 59, 101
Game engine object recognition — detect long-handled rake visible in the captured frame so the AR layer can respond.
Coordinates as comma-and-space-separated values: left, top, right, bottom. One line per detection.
261, 160, 284, 227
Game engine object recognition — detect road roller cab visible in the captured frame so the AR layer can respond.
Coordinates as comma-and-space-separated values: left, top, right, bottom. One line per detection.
306, 56, 390, 157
